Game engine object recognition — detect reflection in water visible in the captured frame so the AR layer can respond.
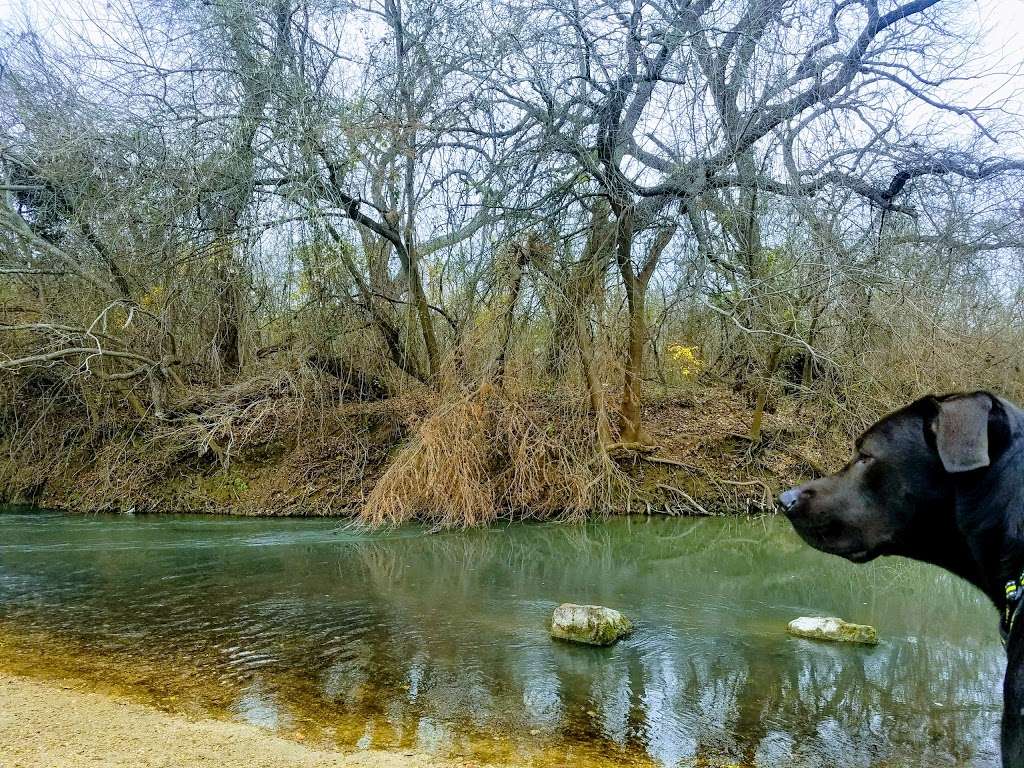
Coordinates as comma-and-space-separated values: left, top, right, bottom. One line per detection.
0, 511, 1004, 767
235, 679, 289, 730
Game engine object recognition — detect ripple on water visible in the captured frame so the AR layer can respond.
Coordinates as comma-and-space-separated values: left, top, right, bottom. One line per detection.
0, 511, 1007, 768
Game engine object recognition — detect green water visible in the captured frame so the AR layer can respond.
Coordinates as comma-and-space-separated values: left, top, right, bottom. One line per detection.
0, 510, 1004, 767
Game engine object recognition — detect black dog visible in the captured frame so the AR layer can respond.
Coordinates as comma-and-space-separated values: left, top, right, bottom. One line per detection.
779, 391, 1024, 767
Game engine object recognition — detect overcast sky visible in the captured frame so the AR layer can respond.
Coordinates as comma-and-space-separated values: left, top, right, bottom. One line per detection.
2, 0, 1023, 146
3, 0, 1023, 54
3, 0, 1021, 88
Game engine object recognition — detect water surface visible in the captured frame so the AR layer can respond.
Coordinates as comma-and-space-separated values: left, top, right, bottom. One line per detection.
0, 511, 1004, 766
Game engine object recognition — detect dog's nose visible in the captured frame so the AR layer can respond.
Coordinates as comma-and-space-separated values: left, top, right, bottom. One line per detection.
778, 487, 802, 511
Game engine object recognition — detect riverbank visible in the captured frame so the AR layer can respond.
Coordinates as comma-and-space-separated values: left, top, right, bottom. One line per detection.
0, 673, 492, 768
0, 381, 841, 523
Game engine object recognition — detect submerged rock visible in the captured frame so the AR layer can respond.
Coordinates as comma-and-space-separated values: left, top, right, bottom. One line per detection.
550, 603, 633, 646
787, 616, 878, 645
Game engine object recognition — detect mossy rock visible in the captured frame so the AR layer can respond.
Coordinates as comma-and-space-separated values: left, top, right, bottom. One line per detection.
786, 616, 878, 645
550, 603, 633, 646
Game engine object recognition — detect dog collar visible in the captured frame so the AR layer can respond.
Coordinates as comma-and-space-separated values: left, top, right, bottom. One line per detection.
1002, 573, 1024, 646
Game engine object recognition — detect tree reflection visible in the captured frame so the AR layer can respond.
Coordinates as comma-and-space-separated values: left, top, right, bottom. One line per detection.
0, 513, 1005, 767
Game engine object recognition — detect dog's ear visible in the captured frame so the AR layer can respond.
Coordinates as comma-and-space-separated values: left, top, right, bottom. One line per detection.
932, 393, 993, 473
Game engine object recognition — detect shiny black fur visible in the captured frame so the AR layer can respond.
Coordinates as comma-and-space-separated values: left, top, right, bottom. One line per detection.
780, 391, 1024, 767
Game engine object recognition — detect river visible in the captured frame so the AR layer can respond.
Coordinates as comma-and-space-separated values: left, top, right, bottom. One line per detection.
0, 509, 1004, 767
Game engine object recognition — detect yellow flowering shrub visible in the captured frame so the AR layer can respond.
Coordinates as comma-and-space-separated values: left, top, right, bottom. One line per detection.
667, 344, 702, 377
139, 284, 165, 310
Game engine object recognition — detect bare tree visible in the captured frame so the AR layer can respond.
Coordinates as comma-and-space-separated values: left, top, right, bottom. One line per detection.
487, 0, 1024, 445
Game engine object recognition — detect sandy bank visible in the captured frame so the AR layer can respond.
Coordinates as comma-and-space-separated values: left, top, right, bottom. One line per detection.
0, 673, 488, 768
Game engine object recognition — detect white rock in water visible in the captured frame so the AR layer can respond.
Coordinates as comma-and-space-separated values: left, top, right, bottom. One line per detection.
550, 603, 633, 646
787, 616, 878, 645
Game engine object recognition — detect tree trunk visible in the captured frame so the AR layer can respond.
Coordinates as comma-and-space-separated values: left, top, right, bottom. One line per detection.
406, 249, 441, 379
577, 315, 614, 447
325, 221, 427, 383
620, 276, 649, 444
212, 238, 242, 379
614, 206, 676, 446
548, 200, 615, 380
749, 318, 794, 443
494, 242, 527, 386
614, 208, 653, 445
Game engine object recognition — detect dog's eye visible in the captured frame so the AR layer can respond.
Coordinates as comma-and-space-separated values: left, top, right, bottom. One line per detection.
856, 455, 875, 466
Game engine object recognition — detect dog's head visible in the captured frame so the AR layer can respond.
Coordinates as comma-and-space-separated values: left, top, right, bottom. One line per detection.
779, 391, 1012, 563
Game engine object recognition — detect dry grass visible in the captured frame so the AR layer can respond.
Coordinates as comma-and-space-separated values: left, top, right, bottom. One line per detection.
361, 380, 632, 528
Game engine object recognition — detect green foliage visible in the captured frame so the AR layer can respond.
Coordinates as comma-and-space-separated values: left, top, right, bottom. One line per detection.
199, 472, 250, 504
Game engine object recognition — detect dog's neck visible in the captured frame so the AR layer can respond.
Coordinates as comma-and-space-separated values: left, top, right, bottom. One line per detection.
950, 405, 1024, 609
899, 507, 986, 590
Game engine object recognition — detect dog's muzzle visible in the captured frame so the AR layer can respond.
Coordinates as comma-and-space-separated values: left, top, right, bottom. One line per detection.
778, 487, 802, 512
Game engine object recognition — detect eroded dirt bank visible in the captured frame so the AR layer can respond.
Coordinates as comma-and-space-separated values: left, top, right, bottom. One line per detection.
0, 384, 833, 521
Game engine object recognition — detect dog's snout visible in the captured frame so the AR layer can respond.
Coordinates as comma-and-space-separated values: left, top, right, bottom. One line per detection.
779, 487, 803, 511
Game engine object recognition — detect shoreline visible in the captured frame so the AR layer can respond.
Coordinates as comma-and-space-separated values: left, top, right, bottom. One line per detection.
0, 672, 489, 768
0, 620, 665, 768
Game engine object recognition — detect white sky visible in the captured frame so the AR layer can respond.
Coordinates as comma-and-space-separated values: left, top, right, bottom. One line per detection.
3, 0, 1022, 100
3, 0, 1023, 51
1, 0, 1023, 151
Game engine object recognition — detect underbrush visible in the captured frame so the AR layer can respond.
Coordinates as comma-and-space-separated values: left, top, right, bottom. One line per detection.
0, 362, 832, 524
0, 368, 424, 515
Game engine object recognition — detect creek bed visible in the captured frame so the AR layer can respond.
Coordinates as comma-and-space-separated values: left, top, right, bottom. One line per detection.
0, 509, 1003, 767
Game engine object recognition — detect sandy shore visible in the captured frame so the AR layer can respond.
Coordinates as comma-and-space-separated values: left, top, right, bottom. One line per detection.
0, 674, 485, 768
